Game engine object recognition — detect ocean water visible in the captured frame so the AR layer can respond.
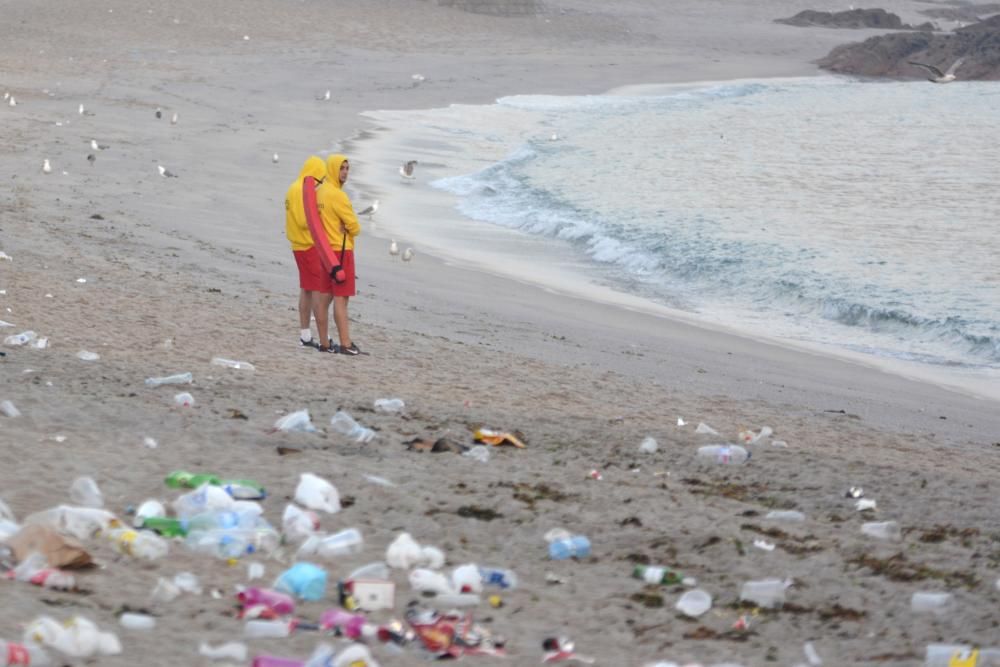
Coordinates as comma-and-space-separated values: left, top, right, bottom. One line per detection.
361, 77, 1000, 390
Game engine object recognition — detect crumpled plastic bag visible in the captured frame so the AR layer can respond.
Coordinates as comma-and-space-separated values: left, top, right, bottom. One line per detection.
23, 616, 121, 657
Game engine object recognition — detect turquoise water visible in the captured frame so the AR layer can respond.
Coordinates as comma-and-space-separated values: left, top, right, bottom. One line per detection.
421, 78, 1000, 374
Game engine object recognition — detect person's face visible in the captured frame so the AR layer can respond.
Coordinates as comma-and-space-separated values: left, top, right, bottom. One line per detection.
339, 161, 349, 185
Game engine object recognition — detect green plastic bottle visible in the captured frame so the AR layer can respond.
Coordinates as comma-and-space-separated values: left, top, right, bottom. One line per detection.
633, 564, 683, 585
164, 471, 222, 489
141, 516, 188, 537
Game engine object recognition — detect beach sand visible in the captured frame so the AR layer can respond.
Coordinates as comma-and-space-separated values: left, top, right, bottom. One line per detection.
1, 1, 999, 665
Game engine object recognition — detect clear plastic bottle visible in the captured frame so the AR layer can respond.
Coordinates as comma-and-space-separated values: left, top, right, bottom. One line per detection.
118, 613, 156, 631
0, 400, 21, 418
316, 528, 364, 558
244, 620, 293, 639
861, 520, 901, 540
3, 330, 37, 346
330, 411, 376, 443
184, 530, 252, 559
548, 535, 591, 560
632, 564, 682, 585
696, 444, 749, 464
144, 372, 192, 387
68, 477, 104, 508
0, 640, 52, 666
211, 357, 255, 371
106, 528, 169, 559
348, 562, 390, 581
479, 566, 518, 589
274, 409, 316, 433
373, 398, 405, 413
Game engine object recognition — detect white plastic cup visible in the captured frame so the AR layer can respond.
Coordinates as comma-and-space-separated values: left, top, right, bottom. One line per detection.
675, 589, 712, 617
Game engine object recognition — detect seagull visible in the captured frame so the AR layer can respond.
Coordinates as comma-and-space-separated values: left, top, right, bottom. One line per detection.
78, 104, 84, 115
550, 133, 559, 141
908, 57, 965, 83
42, 159, 51, 174
90, 139, 109, 150
357, 199, 379, 219
402, 247, 414, 262
272, 152, 279, 164
87, 153, 96, 166
316, 89, 331, 101
155, 107, 162, 119
411, 73, 425, 86
158, 164, 178, 178
2, 92, 7, 100
389, 239, 399, 259
399, 160, 417, 181
8, 96, 16, 107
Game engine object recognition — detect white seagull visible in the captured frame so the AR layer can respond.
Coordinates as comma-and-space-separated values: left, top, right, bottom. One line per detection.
357, 199, 379, 219
8, 96, 16, 107
171, 112, 178, 125
411, 74, 425, 86
316, 89, 331, 101
399, 160, 417, 181
158, 164, 178, 178
272, 152, 280, 164
908, 57, 965, 83
389, 239, 399, 259
402, 247, 414, 262
42, 159, 51, 174
90, 139, 109, 150
78, 104, 84, 115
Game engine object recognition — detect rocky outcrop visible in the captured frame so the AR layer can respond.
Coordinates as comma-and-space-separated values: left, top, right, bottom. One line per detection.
816, 13, 1000, 79
918, 3, 1000, 24
776, 8, 935, 30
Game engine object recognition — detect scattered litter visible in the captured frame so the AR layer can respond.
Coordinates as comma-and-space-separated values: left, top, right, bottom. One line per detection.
75, 278, 87, 283
549, 534, 590, 560
462, 446, 491, 463
0, 400, 21, 417
860, 520, 901, 540
677, 417, 686, 426
173, 392, 194, 407
694, 422, 718, 435
753, 539, 776, 551
697, 444, 749, 464
363, 473, 396, 487
911, 591, 955, 616
803, 641, 823, 666
119, 613, 155, 631
765, 510, 805, 522
4, 330, 36, 346
274, 409, 316, 433
143, 436, 158, 449
23, 615, 121, 658
373, 397, 405, 413
210, 357, 255, 371
4, 524, 93, 569
740, 578, 791, 608
473, 428, 527, 448
675, 589, 712, 617
76, 350, 99, 361
330, 410, 376, 443
145, 372, 192, 387
247, 563, 265, 580
739, 426, 773, 444
846, 487, 864, 499
771, 440, 789, 448
294, 473, 340, 514
587, 469, 603, 481
68, 477, 103, 508
199, 641, 248, 662
855, 499, 877, 512
639, 436, 658, 453
273, 562, 327, 601
633, 564, 682, 585
0, 251, 11, 261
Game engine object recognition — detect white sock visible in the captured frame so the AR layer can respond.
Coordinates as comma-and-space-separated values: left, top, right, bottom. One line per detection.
300, 328, 312, 342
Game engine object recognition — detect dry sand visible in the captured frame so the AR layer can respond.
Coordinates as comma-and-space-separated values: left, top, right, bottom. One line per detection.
1, 1, 999, 665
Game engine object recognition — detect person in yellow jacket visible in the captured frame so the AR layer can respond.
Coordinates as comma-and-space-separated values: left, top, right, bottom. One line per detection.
316, 153, 363, 355
285, 155, 335, 351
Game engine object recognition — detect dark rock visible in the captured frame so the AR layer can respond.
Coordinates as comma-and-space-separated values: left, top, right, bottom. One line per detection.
776, 8, 935, 31
817, 14, 1000, 79
919, 3, 1000, 23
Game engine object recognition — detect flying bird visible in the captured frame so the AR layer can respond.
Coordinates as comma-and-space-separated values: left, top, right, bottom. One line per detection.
171, 112, 178, 125
908, 57, 965, 83
42, 159, 51, 174
158, 164, 178, 178
389, 239, 399, 258
357, 199, 379, 219
399, 160, 417, 181
402, 247, 414, 262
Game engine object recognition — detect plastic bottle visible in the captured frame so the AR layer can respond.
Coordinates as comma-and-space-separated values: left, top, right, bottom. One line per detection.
244, 620, 293, 639
173, 392, 195, 407
451, 564, 483, 594
348, 562, 390, 581
211, 357, 255, 371
251, 657, 303, 667
373, 398, 405, 413
632, 564, 682, 585
0, 400, 21, 418
0, 640, 52, 666
696, 444, 749, 464
141, 517, 186, 537
739, 578, 788, 608
3, 330, 37, 346
165, 471, 222, 489
184, 530, 251, 559
479, 566, 518, 589
861, 520, 901, 540
548, 535, 591, 560
765, 510, 806, 522
199, 642, 248, 662
22, 506, 120, 540
274, 409, 317, 433
144, 372, 192, 387
330, 411, 376, 443
238, 587, 296, 615
118, 613, 156, 630
106, 528, 169, 559
911, 591, 955, 616
11, 554, 75, 591
316, 528, 363, 558
68, 477, 103, 508
282, 504, 319, 542
172, 484, 234, 517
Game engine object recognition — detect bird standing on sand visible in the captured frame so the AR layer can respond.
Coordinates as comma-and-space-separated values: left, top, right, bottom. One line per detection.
316, 90, 331, 101
399, 160, 417, 181
155, 107, 162, 119
158, 164, 178, 178
412, 74, 425, 86
90, 139, 109, 151
389, 240, 399, 259
908, 57, 965, 83
358, 199, 379, 219
42, 159, 51, 174
402, 247, 414, 262
87, 154, 96, 166
171, 112, 178, 125
78, 104, 84, 115
273, 153, 280, 164
8, 96, 16, 107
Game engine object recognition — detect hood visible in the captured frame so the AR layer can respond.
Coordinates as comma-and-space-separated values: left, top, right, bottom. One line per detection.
325, 154, 349, 190
299, 156, 326, 183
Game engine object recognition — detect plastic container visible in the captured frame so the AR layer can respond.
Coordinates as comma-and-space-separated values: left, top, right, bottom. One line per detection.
765, 510, 806, 522
244, 620, 293, 639
373, 398, 405, 413
676, 589, 712, 617
237, 588, 296, 615
696, 444, 749, 464
144, 372, 192, 387
3, 330, 37, 346
0, 640, 52, 666
739, 578, 788, 608
633, 564, 683, 585
107, 528, 169, 559
549, 535, 591, 560
173, 392, 195, 407
861, 520, 901, 540
274, 562, 327, 601
274, 409, 316, 433
911, 591, 955, 616
119, 613, 156, 630
479, 566, 518, 589
68, 477, 104, 508
211, 357, 255, 371
330, 411, 376, 443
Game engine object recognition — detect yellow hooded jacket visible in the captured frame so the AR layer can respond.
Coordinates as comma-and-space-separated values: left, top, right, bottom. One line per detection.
285, 156, 326, 251
316, 154, 361, 251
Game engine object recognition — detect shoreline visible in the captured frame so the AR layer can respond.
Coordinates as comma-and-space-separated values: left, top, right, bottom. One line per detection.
344, 79, 1000, 411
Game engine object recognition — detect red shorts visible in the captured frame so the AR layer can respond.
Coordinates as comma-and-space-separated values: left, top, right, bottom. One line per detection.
294, 247, 331, 293
330, 249, 356, 297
